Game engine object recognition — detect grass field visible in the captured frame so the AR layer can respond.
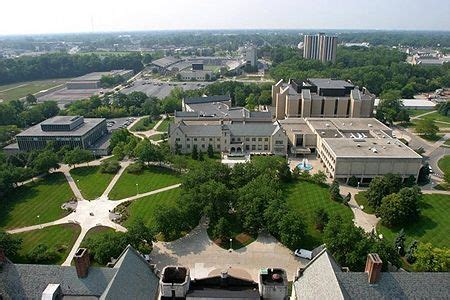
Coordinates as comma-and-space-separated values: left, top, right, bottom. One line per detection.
11, 224, 81, 264
123, 188, 180, 228
378, 193, 450, 248
354, 192, 376, 214
108, 165, 180, 200
130, 117, 158, 132
438, 155, 450, 174
0, 173, 75, 230
285, 180, 353, 249
407, 109, 435, 117
156, 117, 173, 133
149, 134, 164, 141
70, 166, 116, 200
0, 78, 70, 102
420, 111, 450, 124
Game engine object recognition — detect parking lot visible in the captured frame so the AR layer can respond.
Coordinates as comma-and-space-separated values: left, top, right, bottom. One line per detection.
106, 117, 136, 132
121, 78, 211, 99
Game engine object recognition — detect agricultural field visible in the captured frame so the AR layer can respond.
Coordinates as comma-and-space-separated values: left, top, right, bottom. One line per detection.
0, 78, 70, 102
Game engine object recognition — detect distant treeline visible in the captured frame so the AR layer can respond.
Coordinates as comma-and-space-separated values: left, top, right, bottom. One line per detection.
0, 52, 144, 85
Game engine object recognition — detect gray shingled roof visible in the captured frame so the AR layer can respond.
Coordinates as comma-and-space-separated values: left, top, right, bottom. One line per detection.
0, 264, 117, 299
101, 245, 159, 300
227, 123, 279, 136
336, 272, 450, 299
184, 95, 231, 105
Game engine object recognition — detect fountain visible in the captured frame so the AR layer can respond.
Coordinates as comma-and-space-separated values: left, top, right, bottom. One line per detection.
297, 158, 313, 171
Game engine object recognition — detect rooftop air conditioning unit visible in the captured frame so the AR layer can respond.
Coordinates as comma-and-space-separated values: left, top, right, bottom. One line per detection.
357, 144, 361, 147
372, 148, 378, 153
326, 123, 330, 127
368, 124, 372, 127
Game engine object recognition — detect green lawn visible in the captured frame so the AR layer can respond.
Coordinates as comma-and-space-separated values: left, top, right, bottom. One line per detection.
11, 224, 81, 264
438, 155, 450, 174
123, 188, 180, 228
407, 109, 435, 117
378, 193, 450, 248
354, 192, 376, 214
130, 117, 158, 132
0, 173, 75, 230
149, 134, 164, 141
420, 111, 450, 124
108, 165, 180, 200
156, 117, 173, 133
0, 78, 70, 102
285, 180, 353, 249
70, 166, 116, 200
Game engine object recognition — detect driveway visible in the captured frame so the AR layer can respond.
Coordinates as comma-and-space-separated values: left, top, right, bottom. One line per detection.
149, 221, 306, 281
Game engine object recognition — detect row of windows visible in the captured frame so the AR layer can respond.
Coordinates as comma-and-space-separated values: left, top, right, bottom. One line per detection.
186, 144, 220, 149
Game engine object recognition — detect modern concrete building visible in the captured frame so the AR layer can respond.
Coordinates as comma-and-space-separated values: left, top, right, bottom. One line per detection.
245, 45, 258, 67
272, 78, 375, 120
182, 95, 232, 112
280, 117, 422, 183
11, 116, 109, 154
66, 70, 133, 89
303, 33, 337, 63
179, 70, 213, 81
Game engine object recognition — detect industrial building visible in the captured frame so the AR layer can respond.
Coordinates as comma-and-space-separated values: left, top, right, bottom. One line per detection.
272, 78, 375, 120
303, 33, 337, 63
66, 70, 134, 89
179, 70, 213, 81
8, 116, 109, 155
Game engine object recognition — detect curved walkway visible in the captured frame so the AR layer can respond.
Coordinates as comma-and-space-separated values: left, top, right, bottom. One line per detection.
129, 115, 168, 144
149, 220, 307, 281
7, 158, 182, 266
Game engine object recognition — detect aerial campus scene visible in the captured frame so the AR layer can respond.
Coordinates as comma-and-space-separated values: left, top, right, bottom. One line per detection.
0, 0, 449, 299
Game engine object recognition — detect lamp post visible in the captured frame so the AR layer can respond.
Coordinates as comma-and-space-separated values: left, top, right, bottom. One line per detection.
357, 181, 360, 190
229, 238, 233, 251
37, 215, 41, 229
136, 183, 139, 195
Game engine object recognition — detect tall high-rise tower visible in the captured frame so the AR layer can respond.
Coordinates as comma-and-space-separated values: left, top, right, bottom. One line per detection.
303, 33, 337, 63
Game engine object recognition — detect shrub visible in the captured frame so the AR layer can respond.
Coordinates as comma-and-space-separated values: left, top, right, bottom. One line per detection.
348, 176, 358, 187
127, 162, 144, 174
26, 244, 59, 264
100, 160, 121, 174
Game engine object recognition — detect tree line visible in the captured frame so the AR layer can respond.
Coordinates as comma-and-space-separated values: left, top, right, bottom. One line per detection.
0, 52, 144, 85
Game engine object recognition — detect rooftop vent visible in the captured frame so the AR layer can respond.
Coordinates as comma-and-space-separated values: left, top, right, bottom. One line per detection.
334, 134, 338, 137
368, 124, 373, 127
326, 123, 330, 127
349, 122, 353, 126
357, 144, 361, 147
321, 131, 325, 135
372, 148, 378, 153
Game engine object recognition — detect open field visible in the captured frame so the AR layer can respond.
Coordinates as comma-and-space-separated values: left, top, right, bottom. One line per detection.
378, 193, 450, 248
11, 224, 81, 264
407, 109, 435, 117
123, 188, 180, 229
70, 166, 116, 200
149, 134, 164, 141
156, 117, 173, 132
130, 117, 158, 131
108, 165, 180, 200
419, 111, 450, 124
0, 173, 75, 229
0, 78, 70, 102
285, 180, 353, 249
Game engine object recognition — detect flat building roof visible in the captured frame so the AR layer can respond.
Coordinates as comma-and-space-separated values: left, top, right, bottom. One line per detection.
17, 117, 105, 137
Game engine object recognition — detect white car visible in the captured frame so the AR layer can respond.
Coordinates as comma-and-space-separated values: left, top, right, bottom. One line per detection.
294, 249, 313, 260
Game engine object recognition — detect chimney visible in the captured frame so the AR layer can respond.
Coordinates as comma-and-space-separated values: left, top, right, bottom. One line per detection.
220, 270, 229, 288
74, 248, 90, 278
365, 253, 382, 284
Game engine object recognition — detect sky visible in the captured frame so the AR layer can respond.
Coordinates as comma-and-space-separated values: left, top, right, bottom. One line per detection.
1, 0, 450, 35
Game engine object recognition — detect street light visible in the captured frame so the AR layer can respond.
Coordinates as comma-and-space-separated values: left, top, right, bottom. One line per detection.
136, 183, 139, 195
229, 238, 233, 251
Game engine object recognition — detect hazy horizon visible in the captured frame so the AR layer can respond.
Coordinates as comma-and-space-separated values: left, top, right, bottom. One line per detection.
1, 0, 450, 36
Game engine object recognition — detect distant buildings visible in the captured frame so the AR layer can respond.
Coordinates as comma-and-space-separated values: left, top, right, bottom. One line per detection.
66, 70, 133, 89
245, 45, 258, 67
5, 116, 110, 155
411, 53, 450, 66
179, 70, 213, 81
272, 78, 375, 120
303, 33, 337, 63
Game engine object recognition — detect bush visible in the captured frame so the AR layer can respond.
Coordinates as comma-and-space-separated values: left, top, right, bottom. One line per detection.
348, 176, 358, 187
314, 208, 329, 232
26, 244, 59, 264
100, 160, 121, 174
127, 162, 144, 174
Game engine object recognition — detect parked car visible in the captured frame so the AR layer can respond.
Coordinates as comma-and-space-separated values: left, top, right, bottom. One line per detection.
294, 249, 312, 260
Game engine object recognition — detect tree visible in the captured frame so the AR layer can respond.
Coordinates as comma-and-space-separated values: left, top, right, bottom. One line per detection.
311, 170, 327, 185
348, 176, 358, 187
198, 150, 204, 161
84, 232, 128, 265
406, 240, 419, 264
418, 163, 431, 185
404, 175, 416, 187
211, 217, 231, 241
99, 160, 120, 174
134, 140, 163, 165
25, 94, 37, 105
125, 218, 156, 253
191, 145, 198, 160
366, 174, 402, 209
377, 186, 422, 227
415, 119, 439, 138
314, 208, 329, 232
32, 150, 59, 174
207, 144, 214, 158
63, 148, 93, 166
414, 243, 450, 272
343, 192, 351, 206
329, 180, 342, 202
153, 205, 187, 241
26, 244, 59, 264
0, 230, 22, 257
395, 229, 406, 256
278, 211, 306, 249
376, 91, 403, 125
